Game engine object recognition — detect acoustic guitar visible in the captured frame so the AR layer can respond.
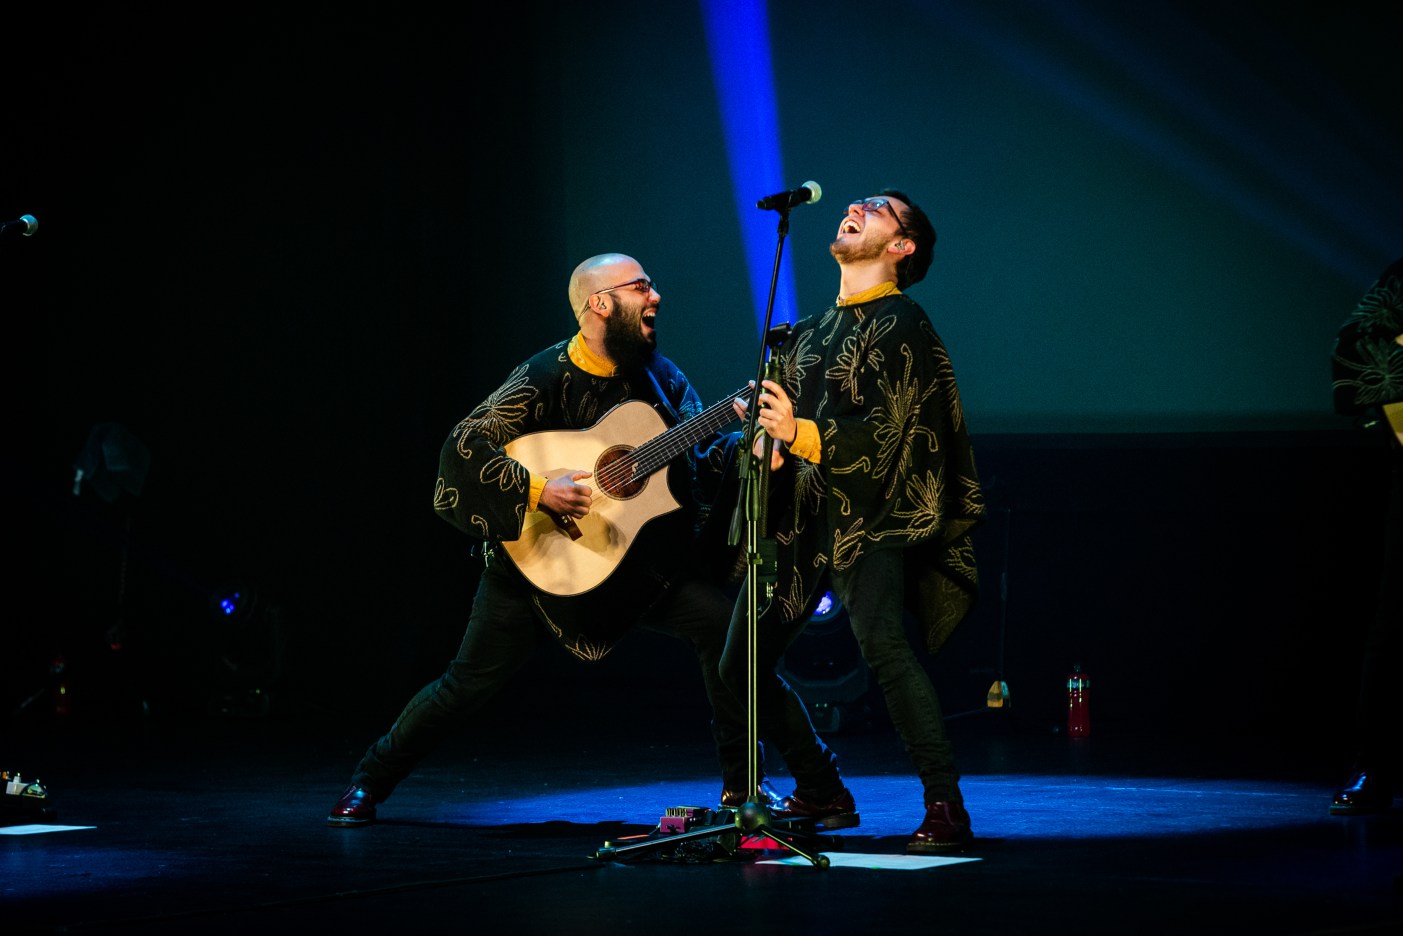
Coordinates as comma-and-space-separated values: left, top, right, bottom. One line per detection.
501, 387, 747, 596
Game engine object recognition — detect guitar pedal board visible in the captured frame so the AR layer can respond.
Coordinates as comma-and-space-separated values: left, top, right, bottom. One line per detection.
2, 770, 56, 824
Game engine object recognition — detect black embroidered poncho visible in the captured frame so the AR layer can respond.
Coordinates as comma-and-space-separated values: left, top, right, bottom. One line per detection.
770, 293, 985, 654
432, 338, 738, 660
1332, 258, 1403, 416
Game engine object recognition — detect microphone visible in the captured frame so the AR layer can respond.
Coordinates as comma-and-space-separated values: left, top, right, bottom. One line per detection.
0, 214, 38, 238
756, 181, 821, 212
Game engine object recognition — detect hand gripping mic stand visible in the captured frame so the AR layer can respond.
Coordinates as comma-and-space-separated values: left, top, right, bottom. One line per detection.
592, 202, 831, 867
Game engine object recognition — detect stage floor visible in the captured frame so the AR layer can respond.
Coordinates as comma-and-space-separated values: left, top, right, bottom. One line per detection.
4, 704, 1399, 935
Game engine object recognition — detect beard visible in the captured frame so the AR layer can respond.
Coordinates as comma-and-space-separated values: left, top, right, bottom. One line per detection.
829, 232, 888, 265
602, 299, 657, 372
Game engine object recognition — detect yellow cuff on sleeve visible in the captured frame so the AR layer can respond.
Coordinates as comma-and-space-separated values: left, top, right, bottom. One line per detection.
527, 474, 547, 512
787, 419, 822, 463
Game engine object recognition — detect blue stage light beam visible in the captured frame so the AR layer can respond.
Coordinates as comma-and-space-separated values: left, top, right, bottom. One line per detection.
700, 0, 801, 334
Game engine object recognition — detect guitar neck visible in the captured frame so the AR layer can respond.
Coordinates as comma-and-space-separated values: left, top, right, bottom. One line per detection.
630, 386, 748, 477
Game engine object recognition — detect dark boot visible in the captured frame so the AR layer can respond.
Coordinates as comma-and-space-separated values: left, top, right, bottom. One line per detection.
907, 801, 972, 852
773, 787, 860, 830
327, 785, 377, 827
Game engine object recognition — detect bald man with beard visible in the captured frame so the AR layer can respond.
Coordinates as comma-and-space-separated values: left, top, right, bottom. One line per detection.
328, 253, 850, 827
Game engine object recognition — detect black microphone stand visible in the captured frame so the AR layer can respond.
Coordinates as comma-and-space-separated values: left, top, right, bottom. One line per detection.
593, 203, 832, 867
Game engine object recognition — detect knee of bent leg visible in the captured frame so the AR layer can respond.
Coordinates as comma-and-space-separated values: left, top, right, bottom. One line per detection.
718, 642, 748, 693
429, 662, 483, 712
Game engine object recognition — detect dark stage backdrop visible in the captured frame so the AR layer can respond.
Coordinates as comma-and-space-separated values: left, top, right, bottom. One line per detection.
7, 3, 1399, 750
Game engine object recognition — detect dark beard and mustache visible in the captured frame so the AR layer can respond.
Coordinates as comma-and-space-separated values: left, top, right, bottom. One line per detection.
830, 233, 888, 265
602, 299, 658, 372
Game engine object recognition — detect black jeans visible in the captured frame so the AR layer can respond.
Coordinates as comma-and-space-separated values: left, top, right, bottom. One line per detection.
352, 558, 755, 800
832, 548, 962, 805
722, 547, 962, 805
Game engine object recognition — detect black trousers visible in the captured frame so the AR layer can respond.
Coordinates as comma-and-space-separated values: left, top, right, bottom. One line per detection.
352, 558, 757, 801
722, 547, 963, 806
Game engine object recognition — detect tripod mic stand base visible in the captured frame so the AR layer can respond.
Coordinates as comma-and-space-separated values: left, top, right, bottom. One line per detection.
593, 807, 836, 867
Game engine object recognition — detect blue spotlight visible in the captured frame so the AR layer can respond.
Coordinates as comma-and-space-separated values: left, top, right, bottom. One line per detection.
700, 0, 801, 334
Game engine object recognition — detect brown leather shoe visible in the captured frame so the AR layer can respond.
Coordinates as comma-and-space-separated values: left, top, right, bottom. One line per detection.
327, 785, 377, 827
1330, 770, 1393, 815
720, 779, 783, 810
773, 787, 860, 830
907, 801, 972, 852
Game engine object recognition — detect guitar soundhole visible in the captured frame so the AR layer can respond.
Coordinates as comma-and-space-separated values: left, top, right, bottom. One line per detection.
596, 446, 644, 499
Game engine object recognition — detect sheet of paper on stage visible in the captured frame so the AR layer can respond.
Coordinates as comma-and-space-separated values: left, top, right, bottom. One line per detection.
760, 852, 982, 870
0, 824, 96, 836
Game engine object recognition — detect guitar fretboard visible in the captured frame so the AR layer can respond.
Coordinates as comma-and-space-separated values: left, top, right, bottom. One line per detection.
606, 386, 749, 483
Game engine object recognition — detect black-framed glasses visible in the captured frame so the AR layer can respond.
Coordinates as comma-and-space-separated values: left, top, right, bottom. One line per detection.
849, 197, 908, 237
591, 277, 657, 297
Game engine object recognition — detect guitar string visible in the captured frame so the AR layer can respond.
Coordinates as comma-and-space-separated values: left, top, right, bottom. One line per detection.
560, 387, 749, 511
588, 387, 748, 491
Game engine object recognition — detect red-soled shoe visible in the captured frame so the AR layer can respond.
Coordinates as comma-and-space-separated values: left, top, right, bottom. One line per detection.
773, 787, 860, 830
907, 801, 972, 852
327, 785, 377, 827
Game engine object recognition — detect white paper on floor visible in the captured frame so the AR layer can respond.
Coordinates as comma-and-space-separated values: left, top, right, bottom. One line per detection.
759, 853, 981, 870
0, 824, 96, 836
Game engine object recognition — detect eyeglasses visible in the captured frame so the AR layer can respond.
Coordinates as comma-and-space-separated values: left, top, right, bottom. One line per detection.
591, 277, 657, 297
849, 197, 909, 237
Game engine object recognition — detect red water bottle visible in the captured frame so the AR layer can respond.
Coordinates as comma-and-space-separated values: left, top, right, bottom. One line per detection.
1067, 664, 1089, 738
